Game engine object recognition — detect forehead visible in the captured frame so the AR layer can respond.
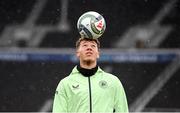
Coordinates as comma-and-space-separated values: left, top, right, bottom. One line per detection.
80, 40, 97, 45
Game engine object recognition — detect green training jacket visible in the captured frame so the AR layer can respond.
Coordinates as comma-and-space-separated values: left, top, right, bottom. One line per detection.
53, 66, 129, 113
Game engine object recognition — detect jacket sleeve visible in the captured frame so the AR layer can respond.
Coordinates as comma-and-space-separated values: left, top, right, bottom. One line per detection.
52, 80, 67, 113
114, 77, 129, 113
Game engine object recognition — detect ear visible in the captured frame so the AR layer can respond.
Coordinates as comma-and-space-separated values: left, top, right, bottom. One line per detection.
76, 50, 80, 58
97, 51, 100, 59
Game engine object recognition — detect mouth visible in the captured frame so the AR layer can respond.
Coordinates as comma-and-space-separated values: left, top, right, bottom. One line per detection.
86, 52, 93, 55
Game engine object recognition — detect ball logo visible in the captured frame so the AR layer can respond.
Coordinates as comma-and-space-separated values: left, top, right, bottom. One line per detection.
96, 20, 103, 29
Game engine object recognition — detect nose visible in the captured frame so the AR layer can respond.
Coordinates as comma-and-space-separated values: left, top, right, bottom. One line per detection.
86, 45, 93, 51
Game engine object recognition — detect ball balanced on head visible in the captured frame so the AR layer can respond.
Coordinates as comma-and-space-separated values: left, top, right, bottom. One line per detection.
77, 11, 106, 39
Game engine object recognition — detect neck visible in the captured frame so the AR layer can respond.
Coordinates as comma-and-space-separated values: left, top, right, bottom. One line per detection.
77, 63, 98, 77
80, 60, 97, 69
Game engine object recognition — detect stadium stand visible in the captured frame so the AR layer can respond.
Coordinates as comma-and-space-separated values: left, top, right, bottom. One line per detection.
109, 62, 171, 105
0, 61, 75, 111
0, 60, 172, 111
0, 0, 179, 48
39, 0, 173, 48
0, 0, 36, 33
35, 0, 61, 25
146, 68, 180, 111
39, 31, 78, 48
0, 0, 179, 112
159, 0, 180, 48
0, 0, 36, 47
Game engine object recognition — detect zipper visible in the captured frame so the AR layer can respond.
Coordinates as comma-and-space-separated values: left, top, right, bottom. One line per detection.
88, 77, 92, 112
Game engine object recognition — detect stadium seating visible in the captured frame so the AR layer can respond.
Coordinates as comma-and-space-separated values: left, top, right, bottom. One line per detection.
0, 0, 35, 34
1, 61, 179, 111
0, 0, 179, 112
146, 68, 180, 111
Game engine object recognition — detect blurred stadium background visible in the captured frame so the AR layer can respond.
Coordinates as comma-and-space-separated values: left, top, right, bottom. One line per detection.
0, 0, 179, 112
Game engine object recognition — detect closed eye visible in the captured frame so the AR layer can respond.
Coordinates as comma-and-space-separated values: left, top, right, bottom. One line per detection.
91, 44, 96, 48
82, 44, 87, 47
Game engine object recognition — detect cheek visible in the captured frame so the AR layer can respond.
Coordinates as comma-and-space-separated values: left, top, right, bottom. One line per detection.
76, 50, 84, 58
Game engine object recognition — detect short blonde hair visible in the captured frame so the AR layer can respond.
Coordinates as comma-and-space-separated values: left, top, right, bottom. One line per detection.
75, 37, 100, 49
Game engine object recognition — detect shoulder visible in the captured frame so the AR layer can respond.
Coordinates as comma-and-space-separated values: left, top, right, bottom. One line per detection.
58, 66, 78, 83
56, 76, 70, 90
56, 66, 80, 89
101, 70, 124, 87
102, 70, 120, 81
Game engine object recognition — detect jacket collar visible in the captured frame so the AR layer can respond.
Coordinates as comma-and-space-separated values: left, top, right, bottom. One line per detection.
71, 65, 103, 75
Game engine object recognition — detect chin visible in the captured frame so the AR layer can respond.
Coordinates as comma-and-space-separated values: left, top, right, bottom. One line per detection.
84, 58, 95, 62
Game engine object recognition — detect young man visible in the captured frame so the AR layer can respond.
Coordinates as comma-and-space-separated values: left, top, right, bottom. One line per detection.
53, 38, 129, 113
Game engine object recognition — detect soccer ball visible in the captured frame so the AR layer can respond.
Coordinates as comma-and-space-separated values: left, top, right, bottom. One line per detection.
77, 11, 106, 39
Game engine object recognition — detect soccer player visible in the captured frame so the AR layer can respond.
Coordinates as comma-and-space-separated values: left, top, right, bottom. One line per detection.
52, 37, 129, 113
